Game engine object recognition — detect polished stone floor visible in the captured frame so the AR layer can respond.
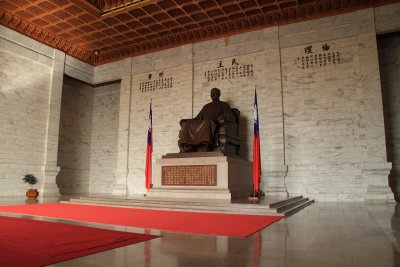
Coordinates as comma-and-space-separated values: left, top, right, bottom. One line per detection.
1, 197, 399, 267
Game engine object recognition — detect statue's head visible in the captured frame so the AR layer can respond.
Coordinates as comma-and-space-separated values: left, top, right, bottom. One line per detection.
210, 88, 221, 101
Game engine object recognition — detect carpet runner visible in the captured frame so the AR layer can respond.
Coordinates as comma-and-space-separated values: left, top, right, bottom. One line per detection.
0, 202, 283, 237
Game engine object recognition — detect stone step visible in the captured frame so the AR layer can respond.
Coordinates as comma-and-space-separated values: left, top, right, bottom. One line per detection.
63, 197, 281, 215
269, 196, 304, 209
276, 197, 310, 213
63, 195, 313, 216
284, 199, 315, 217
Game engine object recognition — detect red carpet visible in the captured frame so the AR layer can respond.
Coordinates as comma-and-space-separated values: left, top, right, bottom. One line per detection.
0, 203, 283, 237
0, 215, 159, 267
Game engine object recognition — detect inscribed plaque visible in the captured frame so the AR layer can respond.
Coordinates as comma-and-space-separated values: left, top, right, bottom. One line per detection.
162, 165, 217, 186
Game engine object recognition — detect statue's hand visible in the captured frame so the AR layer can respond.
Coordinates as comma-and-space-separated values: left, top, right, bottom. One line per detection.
180, 119, 187, 126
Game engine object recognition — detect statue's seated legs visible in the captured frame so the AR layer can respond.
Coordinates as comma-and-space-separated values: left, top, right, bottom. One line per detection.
200, 141, 212, 152
182, 143, 196, 152
181, 141, 212, 153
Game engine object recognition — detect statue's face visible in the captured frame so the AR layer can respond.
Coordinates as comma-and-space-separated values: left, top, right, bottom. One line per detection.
210, 89, 220, 101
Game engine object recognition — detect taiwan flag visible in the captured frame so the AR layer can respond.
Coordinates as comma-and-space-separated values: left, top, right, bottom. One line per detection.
253, 88, 261, 193
145, 101, 153, 191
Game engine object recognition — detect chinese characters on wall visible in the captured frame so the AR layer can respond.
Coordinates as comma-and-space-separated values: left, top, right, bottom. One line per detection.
204, 58, 254, 82
139, 71, 173, 92
296, 43, 341, 70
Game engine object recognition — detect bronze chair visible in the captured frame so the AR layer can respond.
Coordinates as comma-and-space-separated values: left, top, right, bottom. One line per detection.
215, 108, 240, 156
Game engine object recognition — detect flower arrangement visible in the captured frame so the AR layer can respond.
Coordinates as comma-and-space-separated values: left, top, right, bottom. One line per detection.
22, 174, 38, 188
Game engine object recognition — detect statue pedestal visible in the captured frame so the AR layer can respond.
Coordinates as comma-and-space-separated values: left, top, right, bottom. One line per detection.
146, 152, 252, 201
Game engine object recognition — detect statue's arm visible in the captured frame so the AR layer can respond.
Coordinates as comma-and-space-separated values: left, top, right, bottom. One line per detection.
180, 107, 203, 126
193, 107, 204, 120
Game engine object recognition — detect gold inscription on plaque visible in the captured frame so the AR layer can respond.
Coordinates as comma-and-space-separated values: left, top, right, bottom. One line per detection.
162, 165, 217, 186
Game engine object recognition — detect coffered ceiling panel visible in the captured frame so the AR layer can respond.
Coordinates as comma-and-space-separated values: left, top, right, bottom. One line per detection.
0, 0, 397, 65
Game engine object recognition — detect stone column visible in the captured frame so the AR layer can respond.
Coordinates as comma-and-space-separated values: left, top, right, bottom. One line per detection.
41, 50, 65, 197
264, 27, 288, 197
358, 27, 392, 201
112, 59, 133, 196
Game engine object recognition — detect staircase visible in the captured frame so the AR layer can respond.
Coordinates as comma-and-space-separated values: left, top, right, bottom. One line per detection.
61, 195, 313, 216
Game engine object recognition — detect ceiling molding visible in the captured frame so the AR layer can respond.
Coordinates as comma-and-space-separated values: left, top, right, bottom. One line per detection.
94, 0, 398, 65
1, 0, 398, 66
0, 9, 95, 64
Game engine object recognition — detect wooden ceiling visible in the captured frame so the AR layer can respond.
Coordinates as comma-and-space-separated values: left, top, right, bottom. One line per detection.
0, 0, 397, 65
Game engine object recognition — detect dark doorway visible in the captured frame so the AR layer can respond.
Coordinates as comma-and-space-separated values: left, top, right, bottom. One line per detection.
378, 32, 400, 201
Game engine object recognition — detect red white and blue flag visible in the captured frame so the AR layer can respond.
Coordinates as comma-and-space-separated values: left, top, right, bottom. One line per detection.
145, 101, 153, 191
253, 88, 261, 193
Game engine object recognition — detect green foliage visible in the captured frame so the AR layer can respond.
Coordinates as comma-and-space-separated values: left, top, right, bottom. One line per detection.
22, 174, 38, 186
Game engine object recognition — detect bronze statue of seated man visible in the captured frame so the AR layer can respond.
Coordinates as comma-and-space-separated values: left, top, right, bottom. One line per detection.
178, 88, 235, 152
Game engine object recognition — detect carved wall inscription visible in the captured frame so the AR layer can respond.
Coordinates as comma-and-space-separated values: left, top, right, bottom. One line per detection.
296, 43, 342, 69
139, 71, 173, 92
204, 58, 254, 82
162, 165, 217, 186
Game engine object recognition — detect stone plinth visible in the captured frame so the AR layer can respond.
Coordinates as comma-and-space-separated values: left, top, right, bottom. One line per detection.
145, 152, 253, 201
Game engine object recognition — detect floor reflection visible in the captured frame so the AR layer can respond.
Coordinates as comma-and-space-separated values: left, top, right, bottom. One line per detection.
392, 203, 400, 264
25, 197, 39, 204
1, 197, 400, 267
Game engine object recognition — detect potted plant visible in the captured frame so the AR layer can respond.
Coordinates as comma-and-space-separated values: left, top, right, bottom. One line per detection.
23, 174, 39, 198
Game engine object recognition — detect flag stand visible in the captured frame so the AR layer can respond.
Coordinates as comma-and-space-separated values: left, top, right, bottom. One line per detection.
143, 184, 153, 197
248, 190, 265, 201
248, 193, 259, 201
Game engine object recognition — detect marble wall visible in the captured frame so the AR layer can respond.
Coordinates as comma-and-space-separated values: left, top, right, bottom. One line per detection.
0, 48, 52, 196
89, 84, 120, 194
0, 25, 66, 197
279, 9, 393, 201
57, 77, 94, 194
57, 77, 120, 194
